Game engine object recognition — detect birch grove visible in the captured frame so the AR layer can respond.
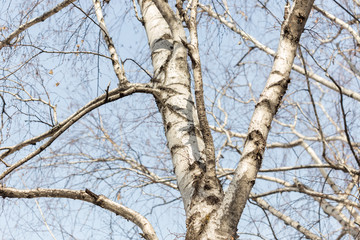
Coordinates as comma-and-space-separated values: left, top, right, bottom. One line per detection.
1, 0, 359, 239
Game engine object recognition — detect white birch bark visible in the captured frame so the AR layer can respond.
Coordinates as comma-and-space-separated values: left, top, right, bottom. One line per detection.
139, 0, 204, 213
2, 0, 358, 239
139, 1, 224, 238
139, 0, 315, 238
92, 0, 127, 85
199, 1, 315, 239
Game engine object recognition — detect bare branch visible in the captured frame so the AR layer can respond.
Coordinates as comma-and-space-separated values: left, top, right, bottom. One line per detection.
0, 83, 158, 179
0, 0, 76, 50
313, 5, 360, 45
199, 4, 360, 102
181, 0, 217, 179
92, 0, 128, 85
0, 186, 158, 240
250, 195, 321, 240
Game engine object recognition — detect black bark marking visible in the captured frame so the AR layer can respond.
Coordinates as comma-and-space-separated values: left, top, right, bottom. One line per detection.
157, 85, 185, 95
163, 82, 191, 91
170, 144, 184, 155
185, 211, 201, 239
282, 25, 300, 43
152, 37, 173, 51
268, 77, 289, 88
166, 121, 172, 131
164, 103, 189, 120
244, 130, 266, 168
283, 25, 290, 37
297, 13, 305, 24
249, 179, 256, 186
241, 151, 264, 169
188, 162, 196, 171
270, 70, 283, 76
255, 99, 272, 111
205, 195, 220, 205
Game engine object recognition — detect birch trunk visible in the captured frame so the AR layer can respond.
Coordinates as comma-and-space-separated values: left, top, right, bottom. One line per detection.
139, 2, 223, 237
139, 0, 314, 239
1, 0, 358, 239
200, 1, 315, 239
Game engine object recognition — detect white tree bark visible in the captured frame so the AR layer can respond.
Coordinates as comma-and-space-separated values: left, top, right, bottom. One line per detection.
5, 0, 353, 239
199, 1, 315, 239
139, 1, 224, 238
92, 0, 127, 85
138, 0, 315, 239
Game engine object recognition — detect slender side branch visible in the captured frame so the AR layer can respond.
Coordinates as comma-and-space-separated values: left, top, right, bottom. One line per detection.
0, 83, 158, 180
181, 0, 217, 179
199, 4, 360, 102
92, 0, 128, 85
250, 195, 321, 239
258, 164, 358, 174
303, 47, 360, 167
0, 0, 76, 50
0, 187, 158, 240
336, 43, 360, 77
251, 185, 360, 209
314, 5, 360, 45
312, 195, 360, 238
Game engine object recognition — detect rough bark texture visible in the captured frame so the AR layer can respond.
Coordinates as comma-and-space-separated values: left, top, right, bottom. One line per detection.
139, 1, 223, 238
185, 0, 217, 178
1, 0, 315, 239
93, 0, 127, 85
196, 1, 315, 239
2, 0, 359, 239
139, 0, 315, 238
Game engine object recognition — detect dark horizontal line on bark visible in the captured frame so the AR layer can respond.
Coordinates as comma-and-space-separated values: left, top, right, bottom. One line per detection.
255, 99, 274, 113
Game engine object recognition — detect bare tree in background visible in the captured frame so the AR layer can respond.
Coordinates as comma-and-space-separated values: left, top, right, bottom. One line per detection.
0, 0, 359, 239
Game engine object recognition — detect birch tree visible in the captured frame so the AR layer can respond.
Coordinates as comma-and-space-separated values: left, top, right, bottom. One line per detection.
1, 0, 359, 239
